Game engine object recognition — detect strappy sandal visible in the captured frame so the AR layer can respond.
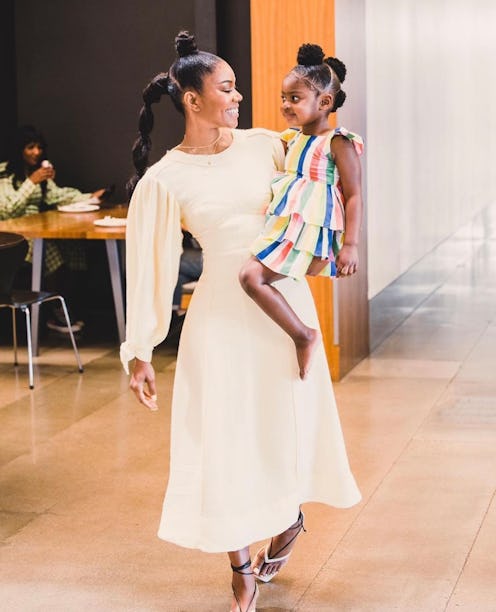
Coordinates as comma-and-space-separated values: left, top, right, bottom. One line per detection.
252, 510, 306, 583
230, 559, 259, 612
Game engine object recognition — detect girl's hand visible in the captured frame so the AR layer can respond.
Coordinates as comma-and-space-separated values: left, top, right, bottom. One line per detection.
336, 244, 359, 277
129, 358, 158, 411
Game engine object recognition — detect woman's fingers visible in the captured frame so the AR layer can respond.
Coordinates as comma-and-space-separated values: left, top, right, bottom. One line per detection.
133, 382, 158, 411
130, 360, 158, 411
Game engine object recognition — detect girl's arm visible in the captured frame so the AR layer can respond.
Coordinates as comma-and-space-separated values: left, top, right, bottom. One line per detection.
332, 135, 363, 276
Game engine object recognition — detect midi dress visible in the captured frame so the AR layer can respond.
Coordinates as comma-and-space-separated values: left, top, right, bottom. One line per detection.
120, 128, 361, 553
250, 127, 364, 279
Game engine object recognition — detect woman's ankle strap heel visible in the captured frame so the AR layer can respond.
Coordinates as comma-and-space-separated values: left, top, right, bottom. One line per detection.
231, 559, 253, 575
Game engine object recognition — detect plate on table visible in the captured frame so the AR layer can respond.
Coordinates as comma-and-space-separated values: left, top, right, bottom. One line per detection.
93, 216, 127, 227
58, 198, 100, 213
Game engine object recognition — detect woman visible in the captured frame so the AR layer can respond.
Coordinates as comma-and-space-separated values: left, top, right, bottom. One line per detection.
121, 31, 361, 612
0, 125, 106, 331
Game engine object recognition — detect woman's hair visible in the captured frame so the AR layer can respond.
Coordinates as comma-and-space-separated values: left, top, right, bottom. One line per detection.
291, 43, 347, 114
4, 125, 47, 189
127, 30, 222, 197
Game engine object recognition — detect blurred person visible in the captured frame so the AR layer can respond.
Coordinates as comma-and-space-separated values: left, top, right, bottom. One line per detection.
172, 230, 203, 314
0, 125, 107, 332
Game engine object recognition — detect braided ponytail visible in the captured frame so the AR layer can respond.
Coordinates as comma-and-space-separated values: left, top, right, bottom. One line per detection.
127, 72, 169, 198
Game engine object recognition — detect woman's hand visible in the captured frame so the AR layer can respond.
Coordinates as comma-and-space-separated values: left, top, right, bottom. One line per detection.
91, 188, 106, 201
336, 244, 359, 277
129, 358, 158, 411
29, 166, 55, 184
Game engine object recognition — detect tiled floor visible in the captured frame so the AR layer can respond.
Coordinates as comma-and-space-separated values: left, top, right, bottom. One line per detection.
1, 204, 495, 611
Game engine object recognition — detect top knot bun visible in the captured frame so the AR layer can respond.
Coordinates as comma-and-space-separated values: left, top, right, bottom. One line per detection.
175, 31, 198, 58
325, 57, 347, 83
297, 43, 325, 66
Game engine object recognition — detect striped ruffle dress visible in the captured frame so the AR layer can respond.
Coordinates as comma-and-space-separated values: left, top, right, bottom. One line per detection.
250, 127, 363, 279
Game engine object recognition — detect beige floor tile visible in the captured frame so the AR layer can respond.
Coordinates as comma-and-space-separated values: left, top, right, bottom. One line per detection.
348, 357, 461, 380
297, 439, 496, 612
446, 492, 496, 611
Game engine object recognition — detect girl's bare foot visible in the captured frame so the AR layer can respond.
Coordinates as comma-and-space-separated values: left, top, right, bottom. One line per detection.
295, 328, 321, 379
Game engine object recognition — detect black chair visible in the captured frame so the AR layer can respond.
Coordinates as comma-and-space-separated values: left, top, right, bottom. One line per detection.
0, 231, 83, 389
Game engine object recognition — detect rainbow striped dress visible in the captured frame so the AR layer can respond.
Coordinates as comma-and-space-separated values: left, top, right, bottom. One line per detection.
250, 127, 363, 279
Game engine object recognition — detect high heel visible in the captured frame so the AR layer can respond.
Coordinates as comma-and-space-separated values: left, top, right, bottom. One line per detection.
230, 559, 259, 612
252, 510, 306, 583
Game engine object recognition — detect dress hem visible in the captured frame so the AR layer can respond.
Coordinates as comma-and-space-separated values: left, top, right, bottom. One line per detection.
157, 492, 362, 553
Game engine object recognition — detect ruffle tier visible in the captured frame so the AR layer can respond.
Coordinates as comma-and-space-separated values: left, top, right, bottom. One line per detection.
251, 212, 341, 280
268, 178, 345, 230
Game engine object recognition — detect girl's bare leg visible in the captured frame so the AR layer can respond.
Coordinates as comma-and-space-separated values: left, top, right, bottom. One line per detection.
228, 548, 258, 612
239, 257, 320, 379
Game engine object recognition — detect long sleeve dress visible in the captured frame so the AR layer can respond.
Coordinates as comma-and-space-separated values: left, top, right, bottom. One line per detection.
120, 128, 361, 553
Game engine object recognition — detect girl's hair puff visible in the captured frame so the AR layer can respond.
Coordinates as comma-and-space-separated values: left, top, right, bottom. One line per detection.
128, 30, 222, 197
292, 43, 347, 114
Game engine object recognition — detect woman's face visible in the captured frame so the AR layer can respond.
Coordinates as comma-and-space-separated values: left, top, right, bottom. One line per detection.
22, 142, 44, 168
192, 60, 243, 128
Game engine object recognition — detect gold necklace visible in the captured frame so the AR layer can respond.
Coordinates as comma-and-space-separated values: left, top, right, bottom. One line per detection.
176, 132, 223, 154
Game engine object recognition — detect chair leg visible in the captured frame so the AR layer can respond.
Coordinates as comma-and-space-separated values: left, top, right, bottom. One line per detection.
56, 297, 83, 373
23, 306, 35, 389
12, 307, 18, 366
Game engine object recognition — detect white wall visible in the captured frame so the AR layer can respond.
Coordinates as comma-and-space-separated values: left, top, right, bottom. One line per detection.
366, 0, 496, 298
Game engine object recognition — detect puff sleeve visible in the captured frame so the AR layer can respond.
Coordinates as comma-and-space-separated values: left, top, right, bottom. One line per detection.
120, 173, 183, 373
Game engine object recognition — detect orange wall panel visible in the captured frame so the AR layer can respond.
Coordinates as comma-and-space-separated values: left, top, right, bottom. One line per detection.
250, 0, 335, 131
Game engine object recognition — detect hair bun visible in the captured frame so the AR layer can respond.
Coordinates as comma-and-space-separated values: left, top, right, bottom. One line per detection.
325, 57, 347, 83
175, 31, 198, 58
297, 43, 325, 66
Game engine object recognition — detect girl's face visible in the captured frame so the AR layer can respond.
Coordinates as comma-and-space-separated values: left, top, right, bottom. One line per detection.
22, 142, 44, 168
187, 60, 243, 128
280, 73, 332, 132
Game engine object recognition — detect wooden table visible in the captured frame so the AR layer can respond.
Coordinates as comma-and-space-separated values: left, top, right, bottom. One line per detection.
0, 205, 127, 353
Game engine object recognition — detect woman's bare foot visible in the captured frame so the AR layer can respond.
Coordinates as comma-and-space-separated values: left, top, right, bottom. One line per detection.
252, 511, 306, 581
295, 328, 321, 379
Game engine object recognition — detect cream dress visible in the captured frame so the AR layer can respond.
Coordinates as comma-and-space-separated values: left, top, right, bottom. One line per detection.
120, 128, 361, 553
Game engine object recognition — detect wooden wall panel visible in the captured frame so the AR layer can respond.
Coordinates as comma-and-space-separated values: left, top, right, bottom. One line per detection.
250, 0, 341, 378
251, 0, 335, 132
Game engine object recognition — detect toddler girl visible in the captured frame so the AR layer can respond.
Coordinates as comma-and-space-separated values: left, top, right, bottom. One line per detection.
239, 43, 364, 380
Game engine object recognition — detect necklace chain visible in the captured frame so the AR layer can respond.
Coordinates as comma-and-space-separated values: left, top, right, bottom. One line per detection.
177, 132, 222, 152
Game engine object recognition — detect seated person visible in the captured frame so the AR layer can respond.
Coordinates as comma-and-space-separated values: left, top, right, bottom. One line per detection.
172, 230, 203, 315
0, 125, 107, 332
